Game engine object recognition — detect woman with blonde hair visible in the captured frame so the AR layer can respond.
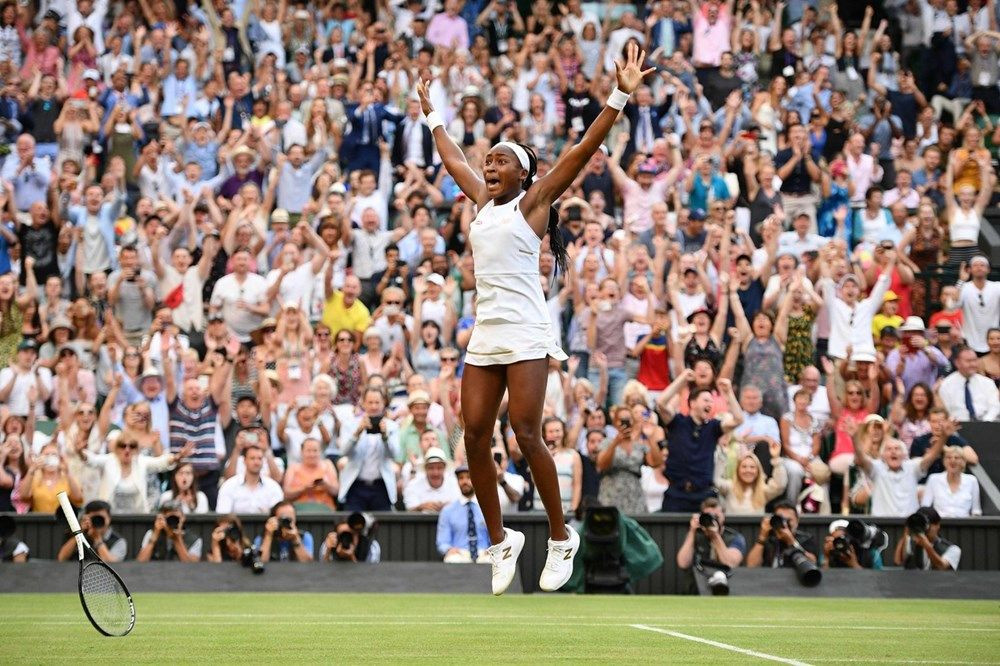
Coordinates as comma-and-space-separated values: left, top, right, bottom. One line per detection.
272, 303, 313, 405
921, 445, 982, 518
18, 442, 83, 513
714, 441, 787, 515
944, 127, 993, 269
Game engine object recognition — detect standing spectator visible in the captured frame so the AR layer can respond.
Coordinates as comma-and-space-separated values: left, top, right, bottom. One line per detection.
957, 256, 1000, 355
596, 406, 662, 516
108, 246, 157, 347
886, 317, 951, 395
209, 247, 270, 344
2, 135, 51, 213
339, 388, 400, 511
282, 437, 339, 511
157, 463, 209, 514
775, 123, 823, 229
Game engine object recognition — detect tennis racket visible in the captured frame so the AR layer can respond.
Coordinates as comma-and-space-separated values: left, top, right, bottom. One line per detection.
57, 491, 135, 637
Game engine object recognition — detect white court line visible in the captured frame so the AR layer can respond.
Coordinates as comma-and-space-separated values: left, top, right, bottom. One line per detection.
809, 660, 989, 665
631, 624, 812, 666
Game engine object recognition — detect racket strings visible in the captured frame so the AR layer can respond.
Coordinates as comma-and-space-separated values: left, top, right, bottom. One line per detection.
81, 563, 133, 635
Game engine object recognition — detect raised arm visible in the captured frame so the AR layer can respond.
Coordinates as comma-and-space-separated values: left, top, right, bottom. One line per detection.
416, 81, 487, 203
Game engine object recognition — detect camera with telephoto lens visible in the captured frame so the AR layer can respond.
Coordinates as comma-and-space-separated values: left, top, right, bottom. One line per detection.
241, 545, 265, 574
165, 514, 181, 530
846, 519, 879, 548
89, 514, 106, 529
906, 511, 929, 536
784, 547, 822, 587
698, 512, 718, 530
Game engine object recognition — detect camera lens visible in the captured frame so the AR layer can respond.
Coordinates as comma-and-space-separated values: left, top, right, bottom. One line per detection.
90, 514, 106, 529
225, 526, 242, 542
769, 514, 787, 532
165, 514, 180, 529
698, 512, 716, 529
278, 517, 292, 530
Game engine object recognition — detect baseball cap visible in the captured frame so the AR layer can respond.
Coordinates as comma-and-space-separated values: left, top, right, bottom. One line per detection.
423, 447, 447, 465
208, 311, 225, 322
829, 519, 850, 534
283, 301, 300, 311
139, 367, 163, 384
407, 390, 431, 406
899, 316, 925, 333
17, 339, 38, 352
294, 9, 310, 19
882, 290, 898, 302
271, 208, 290, 224
880, 326, 899, 338
83, 69, 100, 81
426, 273, 445, 287
838, 274, 861, 289
234, 391, 258, 405
454, 464, 470, 475
689, 208, 707, 221
637, 160, 658, 175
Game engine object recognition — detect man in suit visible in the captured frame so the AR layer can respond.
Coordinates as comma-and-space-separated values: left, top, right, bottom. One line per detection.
341, 82, 403, 178
623, 85, 672, 157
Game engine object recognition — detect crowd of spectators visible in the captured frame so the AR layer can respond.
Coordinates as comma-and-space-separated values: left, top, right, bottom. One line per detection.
0, 0, 998, 567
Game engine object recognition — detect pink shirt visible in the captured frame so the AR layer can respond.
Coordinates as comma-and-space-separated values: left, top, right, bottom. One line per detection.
845, 154, 883, 206
427, 13, 469, 50
692, 6, 732, 67
621, 177, 672, 234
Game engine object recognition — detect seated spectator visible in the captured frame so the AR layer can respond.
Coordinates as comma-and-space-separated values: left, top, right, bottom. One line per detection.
922, 446, 982, 518
676, 498, 747, 595
56, 500, 127, 563
282, 437, 339, 511
17, 442, 82, 513
320, 512, 381, 563
492, 443, 525, 514
397, 390, 449, 463
157, 463, 209, 514
909, 408, 979, 480
436, 465, 490, 564
403, 446, 460, 512
823, 519, 885, 570
937, 347, 1000, 421
893, 507, 961, 570
205, 515, 249, 564
216, 445, 285, 514
715, 443, 787, 516
135, 501, 202, 562
256, 500, 314, 563
746, 500, 819, 568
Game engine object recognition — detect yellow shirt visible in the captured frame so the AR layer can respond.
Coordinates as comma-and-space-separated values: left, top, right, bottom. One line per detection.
321, 291, 371, 337
872, 313, 903, 338
30, 474, 70, 513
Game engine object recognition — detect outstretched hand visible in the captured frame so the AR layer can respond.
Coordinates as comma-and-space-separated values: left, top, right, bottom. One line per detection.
614, 42, 654, 94
416, 79, 434, 117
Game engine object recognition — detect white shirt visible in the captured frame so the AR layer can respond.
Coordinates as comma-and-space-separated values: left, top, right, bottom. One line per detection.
159, 264, 205, 331
822, 273, 890, 360
938, 372, 1000, 421
777, 231, 825, 256
403, 472, 461, 511
266, 262, 316, 314
868, 457, 923, 517
921, 472, 982, 517
787, 385, 831, 426
0, 367, 53, 418
215, 473, 284, 514
496, 471, 526, 514
958, 280, 1000, 353
209, 273, 270, 342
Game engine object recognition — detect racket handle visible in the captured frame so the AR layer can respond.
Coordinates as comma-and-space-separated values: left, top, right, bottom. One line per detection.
57, 492, 82, 533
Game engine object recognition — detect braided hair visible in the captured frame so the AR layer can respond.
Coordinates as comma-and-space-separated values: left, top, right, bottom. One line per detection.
516, 143, 568, 275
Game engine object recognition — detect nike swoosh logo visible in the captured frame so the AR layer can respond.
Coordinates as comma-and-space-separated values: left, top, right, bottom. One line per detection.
563, 549, 573, 561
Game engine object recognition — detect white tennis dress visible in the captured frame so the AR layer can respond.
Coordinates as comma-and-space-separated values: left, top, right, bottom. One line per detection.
465, 192, 568, 366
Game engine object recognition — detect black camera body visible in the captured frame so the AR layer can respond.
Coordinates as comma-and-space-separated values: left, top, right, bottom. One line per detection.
278, 517, 293, 531
832, 535, 851, 556
337, 531, 354, 549
769, 514, 788, 532
698, 512, 718, 530
90, 514, 107, 529
241, 546, 265, 574
225, 526, 242, 543
906, 511, 929, 536
165, 514, 181, 530
366, 415, 383, 434
785, 547, 822, 587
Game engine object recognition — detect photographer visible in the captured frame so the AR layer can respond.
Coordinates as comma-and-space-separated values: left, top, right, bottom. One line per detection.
823, 519, 884, 570
205, 515, 248, 563
320, 512, 381, 563
0, 515, 28, 562
56, 500, 127, 563
746, 500, 819, 568
676, 498, 746, 595
256, 501, 314, 562
893, 507, 961, 571
135, 501, 202, 562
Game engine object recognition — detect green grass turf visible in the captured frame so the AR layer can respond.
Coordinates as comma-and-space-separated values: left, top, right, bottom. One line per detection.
2, 593, 999, 664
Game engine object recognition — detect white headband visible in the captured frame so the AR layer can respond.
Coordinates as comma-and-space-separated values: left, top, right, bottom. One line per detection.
495, 141, 530, 171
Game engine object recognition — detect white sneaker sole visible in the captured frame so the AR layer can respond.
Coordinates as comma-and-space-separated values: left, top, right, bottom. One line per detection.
538, 525, 579, 592
491, 529, 525, 596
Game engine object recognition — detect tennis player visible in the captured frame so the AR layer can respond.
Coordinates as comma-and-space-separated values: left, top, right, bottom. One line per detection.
416, 44, 652, 595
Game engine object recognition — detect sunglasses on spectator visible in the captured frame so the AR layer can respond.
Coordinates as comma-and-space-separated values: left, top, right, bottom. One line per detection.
336, 336, 353, 343
316, 331, 331, 337
77, 408, 95, 416
441, 356, 459, 362
125, 351, 140, 357
384, 300, 403, 305
119, 442, 139, 450
59, 349, 76, 358
846, 390, 863, 395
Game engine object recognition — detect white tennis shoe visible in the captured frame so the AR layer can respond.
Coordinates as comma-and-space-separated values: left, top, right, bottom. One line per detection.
538, 524, 579, 592
487, 528, 525, 596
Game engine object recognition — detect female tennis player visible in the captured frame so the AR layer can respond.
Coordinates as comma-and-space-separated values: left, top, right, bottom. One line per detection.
416, 43, 652, 595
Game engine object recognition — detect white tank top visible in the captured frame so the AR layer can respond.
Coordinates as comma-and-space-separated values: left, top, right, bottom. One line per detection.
469, 192, 550, 327
950, 207, 980, 244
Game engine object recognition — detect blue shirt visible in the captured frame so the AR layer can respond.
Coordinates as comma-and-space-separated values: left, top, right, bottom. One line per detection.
253, 531, 314, 562
665, 415, 723, 488
734, 411, 780, 443
436, 497, 489, 556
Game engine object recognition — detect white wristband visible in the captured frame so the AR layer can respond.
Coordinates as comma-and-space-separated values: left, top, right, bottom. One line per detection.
607, 87, 630, 111
426, 111, 444, 132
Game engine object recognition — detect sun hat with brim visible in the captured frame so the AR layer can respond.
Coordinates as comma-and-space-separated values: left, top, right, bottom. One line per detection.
407, 390, 432, 406
139, 367, 163, 385
48, 316, 76, 343
849, 350, 876, 363
422, 447, 448, 466
838, 274, 862, 289
863, 413, 886, 426
899, 316, 925, 333
250, 318, 278, 346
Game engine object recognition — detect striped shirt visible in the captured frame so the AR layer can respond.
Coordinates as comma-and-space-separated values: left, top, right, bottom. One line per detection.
169, 398, 220, 472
